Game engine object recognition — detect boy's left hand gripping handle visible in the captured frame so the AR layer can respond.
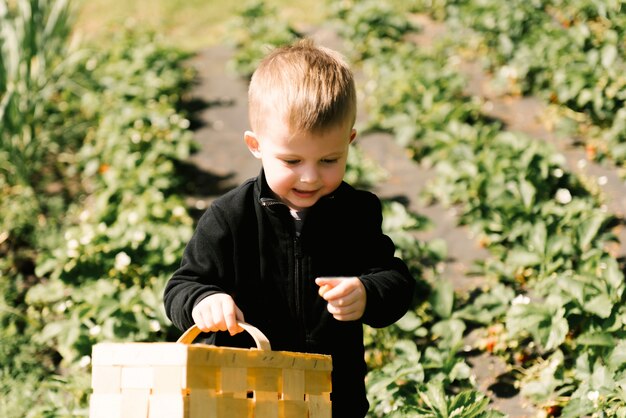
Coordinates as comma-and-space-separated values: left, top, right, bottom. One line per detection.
176, 321, 271, 351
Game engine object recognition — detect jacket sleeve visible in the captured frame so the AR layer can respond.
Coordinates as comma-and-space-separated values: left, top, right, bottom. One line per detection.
357, 194, 416, 328
164, 204, 233, 332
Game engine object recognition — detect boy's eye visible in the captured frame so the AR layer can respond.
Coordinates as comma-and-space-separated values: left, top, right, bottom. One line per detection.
283, 159, 300, 165
321, 158, 338, 164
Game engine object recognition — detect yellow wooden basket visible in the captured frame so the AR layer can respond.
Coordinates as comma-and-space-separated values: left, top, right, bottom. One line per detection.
89, 322, 332, 418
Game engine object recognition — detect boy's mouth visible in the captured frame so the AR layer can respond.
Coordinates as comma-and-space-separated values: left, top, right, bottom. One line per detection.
293, 188, 318, 198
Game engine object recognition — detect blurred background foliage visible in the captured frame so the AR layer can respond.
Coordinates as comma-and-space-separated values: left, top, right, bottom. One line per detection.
3, 0, 626, 417
72, 0, 327, 51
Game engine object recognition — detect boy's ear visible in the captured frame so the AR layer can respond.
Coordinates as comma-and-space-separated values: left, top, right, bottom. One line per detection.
349, 128, 357, 144
244, 131, 262, 159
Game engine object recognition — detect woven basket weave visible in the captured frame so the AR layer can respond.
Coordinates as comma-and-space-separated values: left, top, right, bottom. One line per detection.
89, 322, 332, 418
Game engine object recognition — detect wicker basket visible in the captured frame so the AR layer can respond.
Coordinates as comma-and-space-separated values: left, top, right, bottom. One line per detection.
89, 322, 332, 418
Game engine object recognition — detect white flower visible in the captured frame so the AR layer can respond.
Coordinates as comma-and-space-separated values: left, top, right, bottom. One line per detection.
149, 320, 161, 332
131, 132, 142, 143
54, 302, 68, 313
194, 200, 207, 210
80, 230, 94, 245
127, 211, 139, 224
67, 239, 79, 250
79, 355, 91, 368
86, 58, 98, 71
552, 168, 564, 178
173, 206, 186, 218
597, 176, 608, 186
79, 210, 90, 222
115, 251, 131, 270
179, 118, 190, 129
587, 391, 599, 401
500, 65, 518, 79
132, 230, 146, 242
512, 294, 530, 305
555, 188, 572, 204
89, 325, 102, 337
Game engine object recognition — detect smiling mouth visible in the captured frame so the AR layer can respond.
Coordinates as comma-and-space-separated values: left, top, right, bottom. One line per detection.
293, 188, 318, 197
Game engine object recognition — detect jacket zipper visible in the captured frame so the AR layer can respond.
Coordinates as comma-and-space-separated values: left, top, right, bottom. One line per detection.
261, 197, 307, 347
294, 234, 303, 329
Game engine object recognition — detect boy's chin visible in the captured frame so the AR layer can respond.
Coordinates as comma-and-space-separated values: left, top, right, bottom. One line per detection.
285, 198, 318, 212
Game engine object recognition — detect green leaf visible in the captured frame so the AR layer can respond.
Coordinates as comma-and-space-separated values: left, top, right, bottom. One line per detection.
507, 303, 568, 350
561, 398, 595, 418
544, 313, 568, 351
430, 279, 454, 319
448, 361, 472, 382
576, 332, 615, 347
432, 318, 466, 349
519, 178, 536, 209
601, 44, 618, 68
604, 257, 625, 293
591, 363, 615, 391
584, 294, 614, 319
529, 222, 547, 254
577, 214, 604, 251
608, 340, 626, 369
520, 351, 564, 402
395, 310, 424, 333
506, 248, 542, 267
449, 391, 489, 418
419, 383, 448, 416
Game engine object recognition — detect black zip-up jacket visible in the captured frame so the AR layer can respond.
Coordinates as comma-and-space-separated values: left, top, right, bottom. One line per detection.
164, 171, 415, 417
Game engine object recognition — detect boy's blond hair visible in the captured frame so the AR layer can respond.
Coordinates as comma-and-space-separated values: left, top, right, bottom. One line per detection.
248, 38, 356, 135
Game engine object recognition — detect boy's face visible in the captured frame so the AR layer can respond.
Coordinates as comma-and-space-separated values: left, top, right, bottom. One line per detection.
245, 117, 356, 212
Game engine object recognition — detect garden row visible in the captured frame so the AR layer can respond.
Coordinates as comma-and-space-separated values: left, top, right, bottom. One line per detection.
416, 0, 626, 177
329, 0, 626, 416
1, 0, 197, 415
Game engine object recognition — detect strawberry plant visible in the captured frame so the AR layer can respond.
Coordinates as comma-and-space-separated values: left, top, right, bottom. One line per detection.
1, 1, 198, 414
330, 0, 626, 414
225, 0, 302, 78
417, 0, 626, 173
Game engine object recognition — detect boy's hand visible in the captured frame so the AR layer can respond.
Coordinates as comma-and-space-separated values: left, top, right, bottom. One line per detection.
192, 293, 245, 336
316, 277, 366, 321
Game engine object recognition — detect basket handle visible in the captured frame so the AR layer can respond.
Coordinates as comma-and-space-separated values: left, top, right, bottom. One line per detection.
176, 321, 272, 351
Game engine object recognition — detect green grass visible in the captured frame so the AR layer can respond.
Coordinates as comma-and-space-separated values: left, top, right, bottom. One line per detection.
73, 0, 326, 51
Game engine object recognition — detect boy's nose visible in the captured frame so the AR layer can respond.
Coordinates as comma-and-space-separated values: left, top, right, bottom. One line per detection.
300, 165, 319, 183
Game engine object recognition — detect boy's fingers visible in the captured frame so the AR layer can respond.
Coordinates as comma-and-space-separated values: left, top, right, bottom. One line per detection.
191, 293, 246, 334
223, 301, 244, 335
327, 305, 361, 321
212, 303, 231, 332
327, 303, 359, 316
196, 310, 217, 333
316, 277, 352, 299
328, 294, 357, 309
316, 278, 334, 297
319, 278, 366, 321
318, 284, 332, 297
235, 305, 246, 322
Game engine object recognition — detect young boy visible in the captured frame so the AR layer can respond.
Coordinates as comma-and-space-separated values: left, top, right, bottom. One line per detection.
164, 39, 415, 417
